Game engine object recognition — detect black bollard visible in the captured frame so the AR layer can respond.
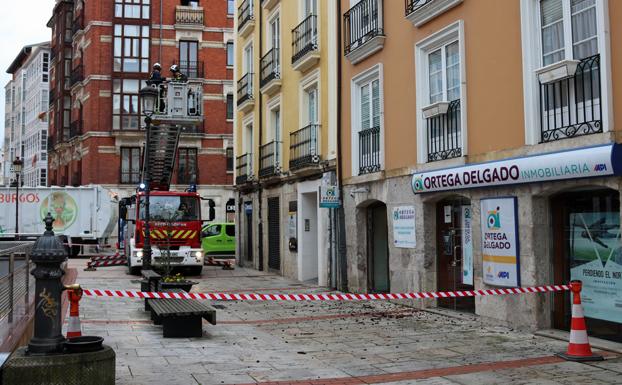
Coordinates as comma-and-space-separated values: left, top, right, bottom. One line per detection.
27, 212, 68, 354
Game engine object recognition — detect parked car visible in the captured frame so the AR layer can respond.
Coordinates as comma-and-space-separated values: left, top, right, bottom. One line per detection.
201, 223, 235, 258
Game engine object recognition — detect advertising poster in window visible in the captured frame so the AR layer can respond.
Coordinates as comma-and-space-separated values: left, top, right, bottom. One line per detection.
392, 206, 416, 249
569, 212, 622, 324
461, 206, 473, 286
480, 197, 520, 287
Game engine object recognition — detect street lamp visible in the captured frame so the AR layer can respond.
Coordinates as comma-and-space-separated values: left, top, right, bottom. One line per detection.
139, 85, 158, 270
12, 157, 23, 241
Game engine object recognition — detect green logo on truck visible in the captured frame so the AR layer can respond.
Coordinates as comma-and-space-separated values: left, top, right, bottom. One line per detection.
40, 192, 78, 231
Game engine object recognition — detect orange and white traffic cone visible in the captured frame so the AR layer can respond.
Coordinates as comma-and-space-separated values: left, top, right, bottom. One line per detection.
66, 288, 83, 339
557, 280, 603, 362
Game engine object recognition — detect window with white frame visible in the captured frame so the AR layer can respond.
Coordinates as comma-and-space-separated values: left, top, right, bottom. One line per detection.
226, 41, 234, 67
351, 64, 383, 175
415, 21, 464, 163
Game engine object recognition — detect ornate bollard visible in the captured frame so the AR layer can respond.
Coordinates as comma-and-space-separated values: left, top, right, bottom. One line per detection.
27, 213, 68, 354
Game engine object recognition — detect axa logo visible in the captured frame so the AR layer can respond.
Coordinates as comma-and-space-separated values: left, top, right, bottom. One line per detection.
486, 206, 501, 230
497, 271, 510, 279
594, 164, 607, 172
412, 176, 425, 192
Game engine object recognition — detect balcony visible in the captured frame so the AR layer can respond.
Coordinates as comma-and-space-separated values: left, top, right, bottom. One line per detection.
70, 64, 84, 86
260, 48, 281, 95
69, 120, 82, 138
343, 0, 385, 65
405, 0, 463, 27
262, 0, 278, 10
237, 73, 255, 113
236, 153, 253, 185
177, 61, 205, 78
539, 54, 602, 143
175, 5, 204, 27
238, 0, 254, 38
290, 124, 321, 173
292, 15, 319, 72
426, 99, 462, 162
259, 141, 281, 179
358, 126, 381, 175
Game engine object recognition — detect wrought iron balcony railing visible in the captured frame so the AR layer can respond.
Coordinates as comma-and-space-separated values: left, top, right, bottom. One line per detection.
292, 15, 318, 65
236, 153, 252, 185
238, 0, 253, 32
539, 54, 602, 143
290, 124, 320, 171
427, 99, 462, 162
259, 141, 281, 178
177, 60, 204, 78
405, 0, 434, 17
358, 126, 381, 175
175, 5, 204, 25
343, 0, 384, 56
237, 73, 254, 106
70, 64, 84, 86
260, 48, 280, 88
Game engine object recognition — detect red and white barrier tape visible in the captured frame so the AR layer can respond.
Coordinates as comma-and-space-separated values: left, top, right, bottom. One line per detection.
90, 254, 124, 262
82, 284, 570, 301
206, 258, 234, 266
86, 259, 127, 268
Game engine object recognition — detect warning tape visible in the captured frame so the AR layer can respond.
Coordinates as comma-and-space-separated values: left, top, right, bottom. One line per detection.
86, 259, 127, 268
206, 258, 235, 267
81, 284, 570, 301
90, 254, 124, 262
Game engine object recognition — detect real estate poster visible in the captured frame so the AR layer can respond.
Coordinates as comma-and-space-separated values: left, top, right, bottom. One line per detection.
480, 197, 520, 287
569, 212, 622, 324
462, 206, 473, 286
392, 206, 416, 249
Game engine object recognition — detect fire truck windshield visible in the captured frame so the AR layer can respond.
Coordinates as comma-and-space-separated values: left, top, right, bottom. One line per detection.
139, 196, 200, 221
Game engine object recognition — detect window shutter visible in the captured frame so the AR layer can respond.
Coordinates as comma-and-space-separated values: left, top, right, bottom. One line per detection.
372, 80, 380, 128
360, 84, 370, 130
540, 0, 563, 26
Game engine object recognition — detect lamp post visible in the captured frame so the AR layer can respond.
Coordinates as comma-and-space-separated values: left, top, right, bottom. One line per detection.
12, 157, 23, 241
139, 85, 158, 270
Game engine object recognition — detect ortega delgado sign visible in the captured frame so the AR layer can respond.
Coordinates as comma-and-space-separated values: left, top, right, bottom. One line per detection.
412, 144, 622, 193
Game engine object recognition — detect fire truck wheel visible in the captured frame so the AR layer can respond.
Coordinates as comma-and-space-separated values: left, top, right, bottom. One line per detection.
129, 265, 141, 276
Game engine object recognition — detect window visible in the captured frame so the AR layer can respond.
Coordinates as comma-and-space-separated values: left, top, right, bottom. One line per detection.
226, 147, 233, 171
225, 224, 235, 237
205, 225, 221, 236
121, 147, 142, 184
42, 53, 49, 82
428, 40, 460, 103
360, 79, 381, 132
351, 64, 383, 175
179, 40, 199, 77
306, 87, 318, 124
113, 79, 146, 130
243, 43, 253, 73
177, 148, 198, 184
115, 0, 150, 19
303, 0, 318, 17
226, 94, 234, 120
113, 24, 150, 73
540, 0, 597, 65
226, 41, 234, 67
271, 107, 281, 143
227, 0, 235, 15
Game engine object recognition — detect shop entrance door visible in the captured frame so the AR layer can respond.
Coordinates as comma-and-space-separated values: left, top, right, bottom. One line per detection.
367, 202, 389, 293
436, 199, 475, 312
551, 190, 622, 342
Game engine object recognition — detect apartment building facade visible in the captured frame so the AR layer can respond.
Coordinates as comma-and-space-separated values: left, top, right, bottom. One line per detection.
3, 43, 51, 187
234, 0, 339, 285
340, 0, 622, 342
46, 0, 235, 226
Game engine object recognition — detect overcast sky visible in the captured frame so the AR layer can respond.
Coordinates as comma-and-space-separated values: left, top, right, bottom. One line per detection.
0, 0, 53, 149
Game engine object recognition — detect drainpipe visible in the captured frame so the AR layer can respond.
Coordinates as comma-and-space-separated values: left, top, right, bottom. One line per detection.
257, 1, 264, 271
336, 0, 348, 292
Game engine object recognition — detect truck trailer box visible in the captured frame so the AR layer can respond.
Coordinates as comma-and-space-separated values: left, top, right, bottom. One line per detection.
0, 186, 117, 243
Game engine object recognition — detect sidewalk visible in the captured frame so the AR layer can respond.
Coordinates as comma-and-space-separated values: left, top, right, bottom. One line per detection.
67, 259, 622, 385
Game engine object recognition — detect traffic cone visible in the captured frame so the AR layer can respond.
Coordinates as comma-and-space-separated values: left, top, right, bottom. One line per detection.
557, 280, 603, 362
66, 288, 83, 339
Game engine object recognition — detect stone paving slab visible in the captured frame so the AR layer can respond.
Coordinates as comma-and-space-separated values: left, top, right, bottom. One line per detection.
65, 260, 622, 385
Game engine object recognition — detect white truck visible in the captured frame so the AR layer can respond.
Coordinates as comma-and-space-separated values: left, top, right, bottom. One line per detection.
0, 186, 118, 256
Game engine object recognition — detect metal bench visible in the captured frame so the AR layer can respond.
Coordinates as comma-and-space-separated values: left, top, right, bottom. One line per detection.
147, 296, 217, 338
141, 269, 162, 311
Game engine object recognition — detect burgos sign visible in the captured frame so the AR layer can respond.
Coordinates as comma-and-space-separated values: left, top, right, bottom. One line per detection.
412, 144, 622, 194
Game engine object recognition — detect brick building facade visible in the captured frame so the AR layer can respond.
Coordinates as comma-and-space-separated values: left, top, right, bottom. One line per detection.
47, 0, 235, 227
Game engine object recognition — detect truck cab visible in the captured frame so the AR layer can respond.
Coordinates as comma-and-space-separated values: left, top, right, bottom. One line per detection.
124, 191, 204, 275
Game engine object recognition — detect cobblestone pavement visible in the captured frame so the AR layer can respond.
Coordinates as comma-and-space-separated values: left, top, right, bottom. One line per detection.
65, 259, 622, 385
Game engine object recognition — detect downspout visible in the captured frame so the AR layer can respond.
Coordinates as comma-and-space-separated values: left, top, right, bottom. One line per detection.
336, 0, 348, 292
257, 1, 264, 271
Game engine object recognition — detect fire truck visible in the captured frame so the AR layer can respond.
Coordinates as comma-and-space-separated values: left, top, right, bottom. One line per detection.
119, 80, 214, 275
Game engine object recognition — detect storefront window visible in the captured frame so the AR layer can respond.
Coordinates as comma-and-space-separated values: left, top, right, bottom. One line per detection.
553, 189, 622, 342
